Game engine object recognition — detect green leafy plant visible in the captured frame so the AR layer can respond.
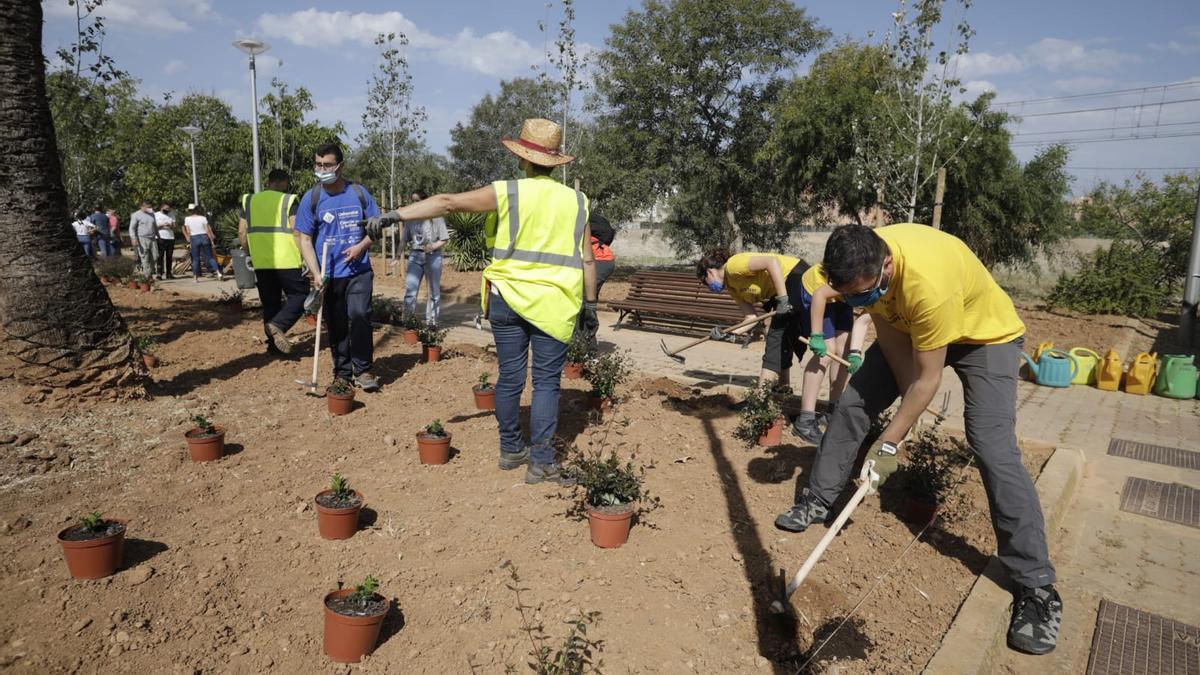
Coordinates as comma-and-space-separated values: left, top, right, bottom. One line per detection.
566, 330, 592, 364
477, 372, 493, 390
504, 564, 604, 675
446, 211, 491, 271
217, 288, 243, 305
79, 511, 106, 532
131, 271, 149, 285
1048, 240, 1169, 318
94, 255, 135, 280
567, 445, 657, 511
370, 294, 403, 324
733, 382, 784, 445
402, 310, 425, 331
583, 350, 631, 400
134, 333, 158, 353
331, 473, 352, 500
350, 575, 380, 608
419, 323, 448, 347
191, 414, 214, 434
327, 379, 353, 396
886, 420, 968, 504
424, 419, 446, 437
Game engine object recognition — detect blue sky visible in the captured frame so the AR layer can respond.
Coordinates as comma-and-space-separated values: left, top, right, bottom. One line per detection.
41, 0, 1200, 193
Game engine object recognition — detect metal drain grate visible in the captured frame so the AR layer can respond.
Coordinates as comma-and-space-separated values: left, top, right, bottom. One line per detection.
1119, 477, 1199, 529
1107, 438, 1200, 470
1086, 599, 1200, 674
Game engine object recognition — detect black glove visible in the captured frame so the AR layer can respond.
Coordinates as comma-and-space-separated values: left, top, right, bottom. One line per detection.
582, 301, 599, 347
773, 294, 794, 316
365, 211, 402, 240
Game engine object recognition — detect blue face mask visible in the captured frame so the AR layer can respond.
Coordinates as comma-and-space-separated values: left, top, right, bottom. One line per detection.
707, 280, 725, 293
842, 266, 889, 308
314, 163, 340, 185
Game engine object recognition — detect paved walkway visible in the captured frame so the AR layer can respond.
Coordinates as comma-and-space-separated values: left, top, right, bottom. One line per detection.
161, 280, 1200, 670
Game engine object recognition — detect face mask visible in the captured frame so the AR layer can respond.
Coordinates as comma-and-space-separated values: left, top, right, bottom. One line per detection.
314, 163, 340, 184
707, 280, 725, 293
842, 265, 889, 308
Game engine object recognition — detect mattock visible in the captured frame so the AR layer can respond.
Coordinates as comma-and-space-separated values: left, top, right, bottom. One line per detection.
659, 311, 778, 364
295, 240, 330, 395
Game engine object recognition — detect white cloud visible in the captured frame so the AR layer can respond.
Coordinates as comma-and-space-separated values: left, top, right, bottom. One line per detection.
1149, 40, 1200, 56
255, 10, 543, 77
163, 60, 186, 75
1048, 76, 1116, 93
955, 52, 1024, 79
1024, 38, 1140, 73
962, 80, 997, 97
45, 0, 215, 33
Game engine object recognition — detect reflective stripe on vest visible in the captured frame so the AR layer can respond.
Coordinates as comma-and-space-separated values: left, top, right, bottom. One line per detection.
244, 191, 301, 269
490, 180, 587, 269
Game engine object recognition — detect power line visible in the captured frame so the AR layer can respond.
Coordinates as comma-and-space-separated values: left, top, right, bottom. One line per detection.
994, 80, 1200, 107
1010, 97, 1200, 119
1011, 129, 1200, 147
1011, 119, 1200, 138
1066, 166, 1200, 170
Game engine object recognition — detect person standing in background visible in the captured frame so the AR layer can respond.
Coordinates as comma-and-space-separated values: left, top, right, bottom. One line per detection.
400, 190, 450, 326
106, 209, 121, 255
154, 203, 177, 279
183, 204, 224, 282
88, 206, 111, 256
577, 213, 616, 347
239, 169, 306, 355
71, 211, 96, 259
129, 201, 157, 278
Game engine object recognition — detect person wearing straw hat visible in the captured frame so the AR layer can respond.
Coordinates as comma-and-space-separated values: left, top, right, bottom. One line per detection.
368, 118, 598, 485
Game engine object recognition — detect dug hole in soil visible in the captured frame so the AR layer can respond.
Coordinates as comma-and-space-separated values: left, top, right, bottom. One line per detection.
0, 285, 1056, 673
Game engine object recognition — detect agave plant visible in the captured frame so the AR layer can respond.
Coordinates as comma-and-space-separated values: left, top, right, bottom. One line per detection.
445, 211, 490, 271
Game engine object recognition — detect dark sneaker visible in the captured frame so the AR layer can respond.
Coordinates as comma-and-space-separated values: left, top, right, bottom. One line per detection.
353, 372, 380, 392
266, 323, 292, 354
774, 491, 831, 532
792, 417, 824, 445
498, 447, 530, 471
1007, 585, 1062, 655
525, 462, 577, 486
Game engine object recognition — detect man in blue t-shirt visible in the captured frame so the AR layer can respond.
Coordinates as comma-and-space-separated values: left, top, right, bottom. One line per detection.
294, 142, 382, 391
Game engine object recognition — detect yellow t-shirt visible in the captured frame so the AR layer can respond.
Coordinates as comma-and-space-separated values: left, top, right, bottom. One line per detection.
723, 253, 801, 306
800, 263, 843, 302
867, 224, 1025, 351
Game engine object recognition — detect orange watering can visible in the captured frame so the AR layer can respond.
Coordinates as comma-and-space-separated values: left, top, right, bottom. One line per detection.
1124, 352, 1157, 395
1096, 350, 1122, 391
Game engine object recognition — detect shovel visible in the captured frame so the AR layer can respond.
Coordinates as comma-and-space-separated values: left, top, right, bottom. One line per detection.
770, 459, 880, 614
295, 241, 330, 395
660, 311, 777, 364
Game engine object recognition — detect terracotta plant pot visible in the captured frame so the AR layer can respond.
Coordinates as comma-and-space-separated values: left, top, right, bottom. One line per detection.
57, 519, 126, 579
587, 505, 634, 548
314, 489, 364, 540
323, 588, 387, 663
142, 353, 159, 368
564, 361, 585, 379
327, 387, 355, 416
185, 425, 225, 462
756, 417, 786, 447
587, 394, 612, 412
139, 282, 150, 292
422, 345, 442, 363
899, 497, 940, 526
402, 329, 419, 345
472, 385, 496, 410
127, 280, 138, 289
416, 431, 451, 465
305, 314, 317, 327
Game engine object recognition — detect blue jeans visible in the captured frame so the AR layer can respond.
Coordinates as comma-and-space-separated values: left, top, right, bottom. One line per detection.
404, 250, 444, 324
189, 235, 220, 277
96, 235, 113, 257
325, 270, 374, 380
488, 290, 568, 464
76, 235, 94, 259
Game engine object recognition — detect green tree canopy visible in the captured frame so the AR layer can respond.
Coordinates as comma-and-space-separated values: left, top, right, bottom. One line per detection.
448, 77, 558, 189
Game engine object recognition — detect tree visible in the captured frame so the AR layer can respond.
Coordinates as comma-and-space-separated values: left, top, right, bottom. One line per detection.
594, 0, 827, 254
260, 77, 346, 182
536, 0, 588, 184
357, 32, 425, 209
448, 77, 557, 188
0, 0, 145, 393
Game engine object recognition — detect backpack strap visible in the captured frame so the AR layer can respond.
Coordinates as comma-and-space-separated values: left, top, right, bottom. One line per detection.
350, 182, 368, 215
308, 184, 324, 221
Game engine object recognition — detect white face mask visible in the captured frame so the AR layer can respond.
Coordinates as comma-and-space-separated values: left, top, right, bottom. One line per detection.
314, 162, 341, 185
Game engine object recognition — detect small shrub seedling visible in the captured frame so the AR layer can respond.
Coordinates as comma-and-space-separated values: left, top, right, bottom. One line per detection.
419, 323, 448, 347
135, 333, 158, 353
331, 473, 352, 500
583, 350, 632, 400
568, 445, 658, 512
191, 414, 215, 435
504, 564, 604, 675
566, 330, 592, 364
732, 382, 783, 445
350, 575, 380, 608
477, 372, 493, 390
327, 379, 353, 396
217, 288, 243, 305
79, 511, 106, 532
887, 420, 969, 505
424, 420, 446, 438
402, 311, 425, 331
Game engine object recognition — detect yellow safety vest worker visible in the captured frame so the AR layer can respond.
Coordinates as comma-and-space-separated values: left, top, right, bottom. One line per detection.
482, 176, 589, 343
242, 190, 301, 269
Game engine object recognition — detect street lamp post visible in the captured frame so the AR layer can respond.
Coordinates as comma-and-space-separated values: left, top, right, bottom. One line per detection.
180, 125, 201, 206
233, 37, 270, 193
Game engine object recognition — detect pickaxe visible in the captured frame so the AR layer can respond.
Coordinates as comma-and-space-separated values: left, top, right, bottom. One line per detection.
660, 311, 777, 364
295, 241, 330, 395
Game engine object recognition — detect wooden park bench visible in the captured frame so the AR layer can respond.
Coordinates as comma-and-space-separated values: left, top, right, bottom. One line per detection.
609, 270, 762, 341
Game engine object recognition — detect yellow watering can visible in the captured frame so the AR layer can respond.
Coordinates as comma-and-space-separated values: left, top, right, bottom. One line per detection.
1068, 348, 1101, 385
1096, 350, 1122, 391
1124, 352, 1157, 395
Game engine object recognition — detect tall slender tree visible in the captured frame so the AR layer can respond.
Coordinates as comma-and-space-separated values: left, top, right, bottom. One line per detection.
358, 32, 425, 209
0, 0, 145, 394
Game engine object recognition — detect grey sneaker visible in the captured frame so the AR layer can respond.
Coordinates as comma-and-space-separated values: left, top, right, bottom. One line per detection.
266, 323, 292, 354
1007, 585, 1062, 655
774, 491, 831, 532
792, 417, 824, 445
498, 447, 530, 471
525, 462, 577, 486
353, 372, 380, 392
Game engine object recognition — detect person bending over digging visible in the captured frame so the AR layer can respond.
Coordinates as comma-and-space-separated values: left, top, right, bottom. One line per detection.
367, 118, 597, 486
773, 223, 1061, 656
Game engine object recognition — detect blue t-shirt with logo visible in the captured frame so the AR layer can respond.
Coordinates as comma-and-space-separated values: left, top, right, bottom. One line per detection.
294, 183, 381, 279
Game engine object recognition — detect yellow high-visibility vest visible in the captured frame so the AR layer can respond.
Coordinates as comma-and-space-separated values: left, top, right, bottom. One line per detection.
482, 176, 589, 343
242, 190, 300, 269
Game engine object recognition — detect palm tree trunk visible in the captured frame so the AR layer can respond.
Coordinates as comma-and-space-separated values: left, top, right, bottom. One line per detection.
0, 0, 145, 395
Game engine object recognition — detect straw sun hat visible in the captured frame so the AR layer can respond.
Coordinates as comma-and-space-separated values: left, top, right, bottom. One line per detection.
501, 118, 576, 167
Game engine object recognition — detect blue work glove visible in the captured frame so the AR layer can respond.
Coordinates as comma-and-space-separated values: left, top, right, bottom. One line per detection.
847, 349, 863, 374
809, 334, 827, 357
869, 438, 900, 487
773, 294, 794, 316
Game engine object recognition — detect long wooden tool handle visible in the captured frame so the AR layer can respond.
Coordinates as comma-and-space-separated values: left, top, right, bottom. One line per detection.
784, 476, 872, 599
667, 311, 778, 357
309, 241, 330, 386
794, 333, 853, 368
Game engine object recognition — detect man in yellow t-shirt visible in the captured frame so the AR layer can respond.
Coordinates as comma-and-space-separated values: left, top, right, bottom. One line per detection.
773, 223, 1061, 658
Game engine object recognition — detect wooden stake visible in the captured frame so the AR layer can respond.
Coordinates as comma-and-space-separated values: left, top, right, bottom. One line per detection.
932, 167, 946, 230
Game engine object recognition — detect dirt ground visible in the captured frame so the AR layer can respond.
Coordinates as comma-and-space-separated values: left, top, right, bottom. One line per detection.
0, 284, 1066, 674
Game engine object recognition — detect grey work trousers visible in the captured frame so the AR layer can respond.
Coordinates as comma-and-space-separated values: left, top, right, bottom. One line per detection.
803, 337, 1056, 589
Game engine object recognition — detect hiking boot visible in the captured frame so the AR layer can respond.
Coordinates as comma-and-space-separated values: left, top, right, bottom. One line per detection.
498, 447, 530, 471
1007, 585, 1062, 655
792, 417, 824, 445
774, 491, 831, 532
525, 462, 577, 486
266, 323, 292, 354
353, 372, 380, 392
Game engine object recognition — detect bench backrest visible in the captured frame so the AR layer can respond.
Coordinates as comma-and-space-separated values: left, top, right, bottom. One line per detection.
623, 271, 748, 316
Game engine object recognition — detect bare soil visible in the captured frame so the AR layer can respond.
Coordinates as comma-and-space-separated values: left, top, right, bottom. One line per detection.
0, 285, 1060, 673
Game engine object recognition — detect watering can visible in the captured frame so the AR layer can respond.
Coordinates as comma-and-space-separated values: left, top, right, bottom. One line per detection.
1068, 348, 1101, 385
1024, 341, 1056, 381
1153, 354, 1198, 400
1096, 350, 1122, 391
1124, 352, 1157, 395
1020, 348, 1078, 388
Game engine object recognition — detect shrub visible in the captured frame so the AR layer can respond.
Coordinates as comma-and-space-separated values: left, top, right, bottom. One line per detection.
350, 575, 380, 608
402, 310, 425, 331
446, 211, 491, 271
567, 446, 656, 510
79, 511, 106, 533
419, 323, 448, 346
885, 420, 970, 504
327, 379, 353, 395
95, 255, 135, 279
424, 420, 446, 437
733, 382, 784, 445
566, 330, 592, 363
1047, 240, 1169, 317
134, 333, 158, 353
504, 564, 604, 675
371, 295, 403, 324
217, 288, 243, 305
191, 414, 215, 434
584, 351, 632, 399
477, 372, 492, 390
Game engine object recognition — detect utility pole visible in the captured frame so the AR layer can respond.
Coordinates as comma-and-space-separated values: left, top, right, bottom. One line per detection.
931, 168, 946, 229
180, 125, 201, 206
1180, 181, 1200, 346
233, 38, 270, 193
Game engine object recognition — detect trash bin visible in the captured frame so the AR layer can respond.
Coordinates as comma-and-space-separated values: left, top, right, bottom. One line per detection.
231, 249, 257, 290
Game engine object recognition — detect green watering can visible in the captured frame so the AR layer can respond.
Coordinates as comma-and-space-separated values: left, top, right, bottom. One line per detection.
1021, 348, 1078, 388
1068, 347, 1101, 385
1153, 354, 1198, 400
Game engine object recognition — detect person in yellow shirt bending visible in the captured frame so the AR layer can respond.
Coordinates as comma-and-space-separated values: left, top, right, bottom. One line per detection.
773, 223, 1061, 658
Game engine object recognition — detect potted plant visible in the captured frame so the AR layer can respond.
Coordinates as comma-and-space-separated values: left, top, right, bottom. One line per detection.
126, 272, 138, 289
416, 419, 451, 465
323, 575, 388, 663
315, 473, 364, 540
401, 312, 423, 345
57, 511, 126, 579
568, 446, 658, 549
886, 424, 959, 526
326, 378, 355, 416
95, 256, 134, 285
564, 331, 590, 379
136, 333, 160, 368
733, 383, 785, 447
583, 350, 632, 412
419, 323, 448, 363
472, 372, 496, 410
185, 414, 225, 461
218, 288, 243, 311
